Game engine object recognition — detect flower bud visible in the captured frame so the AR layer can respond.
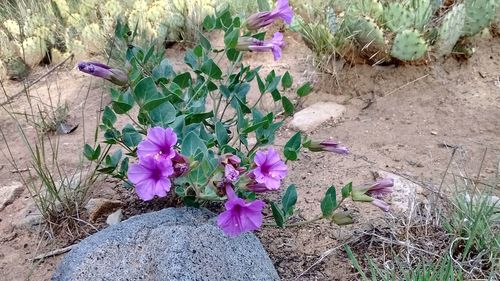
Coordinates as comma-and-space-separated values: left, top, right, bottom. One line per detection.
77, 61, 128, 86
305, 140, 349, 155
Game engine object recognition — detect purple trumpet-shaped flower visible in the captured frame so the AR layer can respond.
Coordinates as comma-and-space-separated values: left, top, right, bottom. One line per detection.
128, 157, 174, 201
306, 140, 349, 155
77, 61, 128, 86
217, 186, 265, 237
351, 178, 394, 212
236, 32, 285, 61
249, 148, 287, 191
245, 0, 293, 30
366, 178, 394, 197
137, 127, 177, 161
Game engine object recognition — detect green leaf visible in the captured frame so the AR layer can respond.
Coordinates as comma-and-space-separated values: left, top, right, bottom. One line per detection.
281, 96, 294, 117
332, 213, 354, 225
215, 122, 229, 145
341, 182, 353, 199
173, 72, 192, 88
224, 28, 239, 49
193, 45, 203, 57
256, 74, 266, 94
83, 144, 95, 161
200, 59, 222, 80
102, 106, 117, 127
266, 74, 281, 93
148, 102, 176, 126
270, 89, 281, 101
142, 96, 169, 111
216, 9, 232, 28
152, 59, 174, 80
184, 49, 198, 69
284, 132, 301, 161
282, 71, 293, 89
203, 15, 216, 30
134, 77, 157, 105
119, 157, 129, 175
181, 131, 207, 158
321, 186, 337, 218
271, 202, 285, 228
185, 111, 214, 125
297, 82, 313, 97
122, 124, 142, 147
198, 32, 211, 50
226, 48, 240, 62
282, 184, 297, 217
111, 89, 134, 114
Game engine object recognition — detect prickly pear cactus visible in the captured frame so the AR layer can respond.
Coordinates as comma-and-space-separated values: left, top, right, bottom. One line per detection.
434, 4, 465, 56
391, 29, 428, 61
351, 16, 388, 62
21, 37, 47, 67
411, 0, 434, 30
384, 3, 414, 32
462, 0, 497, 36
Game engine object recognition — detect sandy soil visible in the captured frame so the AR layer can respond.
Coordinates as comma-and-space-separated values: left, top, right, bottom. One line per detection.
0, 32, 499, 281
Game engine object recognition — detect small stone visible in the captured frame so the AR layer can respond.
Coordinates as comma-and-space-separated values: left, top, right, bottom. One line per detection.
0, 181, 24, 211
430, 131, 437, 135
13, 201, 44, 229
290, 102, 346, 131
52, 208, 280, 281
84, 198, 122, 221
106, 209, 123, 226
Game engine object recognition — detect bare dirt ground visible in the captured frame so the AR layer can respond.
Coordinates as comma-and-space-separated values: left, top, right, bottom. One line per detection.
0, 32, 499, 281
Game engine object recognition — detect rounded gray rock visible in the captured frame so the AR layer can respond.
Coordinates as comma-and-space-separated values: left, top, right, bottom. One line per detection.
52, 207, 280, 281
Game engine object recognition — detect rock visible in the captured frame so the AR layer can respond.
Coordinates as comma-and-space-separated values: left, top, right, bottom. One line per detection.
290, 102, 346, 131
14, 201, 44, 229
106, 209, 123, 226
84, 198, 122, 221
0, 181, 24, 211
53, 208, 280, 281
377, 171, 425, 213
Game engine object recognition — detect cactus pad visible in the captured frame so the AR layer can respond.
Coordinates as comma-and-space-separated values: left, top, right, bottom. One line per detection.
391, 29, 428, 61
462, 0, 497, 36
384, 3, 414, 32
412, 0, 434, 30
434, 4, 466, 56
352, 17, 388, 62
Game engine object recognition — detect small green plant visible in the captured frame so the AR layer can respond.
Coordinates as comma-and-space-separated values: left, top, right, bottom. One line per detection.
0, 75, 98, 226
79, 2, 396, 237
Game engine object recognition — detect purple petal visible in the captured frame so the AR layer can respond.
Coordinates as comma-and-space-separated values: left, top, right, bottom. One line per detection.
127, 162, 152, 184
273, 0, 293, 24
264, 176, 281, 190
254, 150, 268, 166
134, 179, 157, 201
371, 198, 390, 212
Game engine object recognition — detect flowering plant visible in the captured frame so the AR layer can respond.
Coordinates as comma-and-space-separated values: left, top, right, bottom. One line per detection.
82, 1, 393, 237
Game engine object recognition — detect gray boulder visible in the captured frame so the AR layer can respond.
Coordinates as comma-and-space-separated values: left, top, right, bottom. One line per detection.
52, 207, 280, 281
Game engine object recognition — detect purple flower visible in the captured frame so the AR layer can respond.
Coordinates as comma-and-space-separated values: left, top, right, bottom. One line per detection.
225, 164, 240, 182
351, 178, 394, 212
306, 140, 349, 155
245, 0, 293, 30
366, 178, 394, 197
137, 127, 177, 161
77, 61, 128, 86
220, 153, 241, 167
172, 151, 189, 177
250, 148, 287, 191
128, 157, 174, 201
236, 32, 285, 61
217, 186, 265, 237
